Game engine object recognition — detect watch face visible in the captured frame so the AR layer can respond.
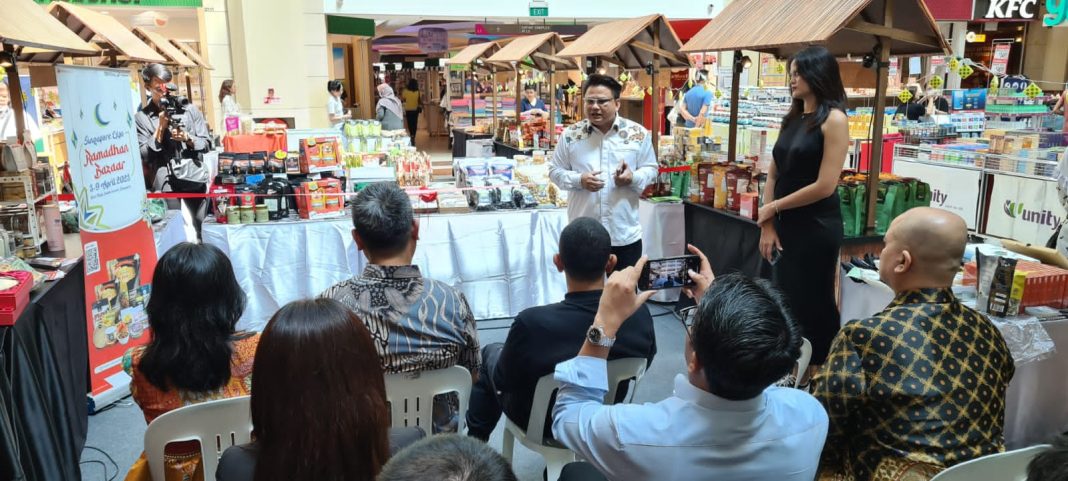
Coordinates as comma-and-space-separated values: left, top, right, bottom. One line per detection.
587, 327, 602, 344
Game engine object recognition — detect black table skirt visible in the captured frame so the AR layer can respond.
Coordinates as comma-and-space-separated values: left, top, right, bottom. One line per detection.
493, 141, 535, 159
0, 260, 87, 481
452, 129, 493, 158
684, 201, 883, 280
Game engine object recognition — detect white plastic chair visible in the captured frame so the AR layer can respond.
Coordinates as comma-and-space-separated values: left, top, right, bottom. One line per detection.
502, 357, 648, 481
930, 445, 1051, 481
384, 365, 472, 433
144, 395, 252, 481
795, 338, 813, 388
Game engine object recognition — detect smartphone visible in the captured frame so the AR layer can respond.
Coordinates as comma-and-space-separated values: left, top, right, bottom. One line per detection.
769, 248, 783, 266
639, 255, 701, 291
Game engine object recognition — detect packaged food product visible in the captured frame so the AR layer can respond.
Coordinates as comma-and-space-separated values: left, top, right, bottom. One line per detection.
239, 205, 255, 224
712, 163, 730, 209
696, 162, 714, 205
294, 178, 344, 219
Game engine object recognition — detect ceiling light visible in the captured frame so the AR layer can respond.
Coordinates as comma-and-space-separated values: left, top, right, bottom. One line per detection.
0, 52, 13, 68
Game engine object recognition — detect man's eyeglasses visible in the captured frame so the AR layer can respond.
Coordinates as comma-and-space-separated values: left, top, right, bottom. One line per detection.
678, 306, 697, 333
584, 98, 615, 107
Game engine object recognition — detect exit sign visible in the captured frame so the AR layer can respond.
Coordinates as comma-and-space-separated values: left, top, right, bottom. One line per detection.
530, 6, 548, 16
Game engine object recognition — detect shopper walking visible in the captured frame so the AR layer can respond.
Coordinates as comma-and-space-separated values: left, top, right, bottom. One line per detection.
327, 80, 351, 130
548, 74, 659, 271
376, 84, 406, 131
402, 79, 422, 145
756, 46, 848, 381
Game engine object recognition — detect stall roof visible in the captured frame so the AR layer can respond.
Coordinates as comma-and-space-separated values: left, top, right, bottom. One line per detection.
23, 2, 166, 64
133, 27, 196, 68
0, 0, 98, 60
445, 41, 501, 66
680, 0, 948, 57
171, 40, 213, 70
557, 14, 688, 69
485, 32, 575, 71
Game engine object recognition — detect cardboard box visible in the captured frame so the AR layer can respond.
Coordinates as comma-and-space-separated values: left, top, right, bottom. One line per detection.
294, 178, 344, 219
739, 192, 759, 220
696, 162, 715, 205
299, 137, 341, 173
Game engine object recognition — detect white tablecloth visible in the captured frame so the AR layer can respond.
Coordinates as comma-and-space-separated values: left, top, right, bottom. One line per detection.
204, 209, 570, 331
153, 210, 190, 257
640, 201, 685, 303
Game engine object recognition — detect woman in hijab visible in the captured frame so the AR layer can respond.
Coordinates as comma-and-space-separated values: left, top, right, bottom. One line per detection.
376, 84, 405, 131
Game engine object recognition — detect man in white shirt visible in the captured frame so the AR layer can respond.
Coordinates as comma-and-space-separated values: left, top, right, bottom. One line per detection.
549, 74, 658, 271
552, 247, 829, 481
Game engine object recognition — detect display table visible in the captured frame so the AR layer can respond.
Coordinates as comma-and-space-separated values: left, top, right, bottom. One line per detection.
1005, 318, 1068, 449
153, 210, 191, 257
494, 140, 535, 159
204, 209, 572, 331
0, 259, 87, 481
452, 129, 492, 158
685, 201, 884, 279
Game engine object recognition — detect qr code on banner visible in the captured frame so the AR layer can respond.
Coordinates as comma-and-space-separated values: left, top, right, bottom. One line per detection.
85, 241, 101, 275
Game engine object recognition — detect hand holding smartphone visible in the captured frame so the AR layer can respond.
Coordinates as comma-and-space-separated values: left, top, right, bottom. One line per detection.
639, 255, 702, 291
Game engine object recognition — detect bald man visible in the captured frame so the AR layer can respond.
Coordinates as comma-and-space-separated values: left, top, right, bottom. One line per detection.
813, 208, 1015, 481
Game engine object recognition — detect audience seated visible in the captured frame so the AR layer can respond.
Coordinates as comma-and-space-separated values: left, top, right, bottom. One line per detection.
812, 208, 1015, 481
216, 298, 423, 481
321, 181, 481, 433
378, 434, 518, 481
122, 242, 258, 481
551, 248, 829, 480
1027, 435, 1068, 481
466, 217, 656, 441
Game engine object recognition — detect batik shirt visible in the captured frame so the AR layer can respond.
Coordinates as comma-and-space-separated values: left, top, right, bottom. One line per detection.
813, 288, 1015, 481
322, 264, 480, 376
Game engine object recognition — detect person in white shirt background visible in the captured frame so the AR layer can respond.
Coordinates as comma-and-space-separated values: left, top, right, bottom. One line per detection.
548, 74, 658, 271
218, 79, 241, 117
0, 80, 41, 144
327, 79, 351, 130
551, 246, 829, 481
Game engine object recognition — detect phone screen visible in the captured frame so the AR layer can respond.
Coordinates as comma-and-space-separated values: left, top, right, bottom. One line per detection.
639, 255, 701, 291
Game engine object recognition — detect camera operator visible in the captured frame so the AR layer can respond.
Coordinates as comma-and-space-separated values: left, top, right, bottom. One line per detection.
135, 63, 212, 235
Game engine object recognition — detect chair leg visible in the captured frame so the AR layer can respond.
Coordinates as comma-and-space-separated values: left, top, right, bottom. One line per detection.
543, 450, 576, 481
502, 429, 515, 464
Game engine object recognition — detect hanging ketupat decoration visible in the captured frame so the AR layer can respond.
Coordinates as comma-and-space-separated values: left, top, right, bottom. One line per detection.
957, 63, 974, 80
1023, 82, 1042, 99
897, 88, 913, 104
928, 75, 944, 90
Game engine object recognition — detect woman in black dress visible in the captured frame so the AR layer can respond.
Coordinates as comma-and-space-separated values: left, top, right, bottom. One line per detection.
757, 46, 849, 378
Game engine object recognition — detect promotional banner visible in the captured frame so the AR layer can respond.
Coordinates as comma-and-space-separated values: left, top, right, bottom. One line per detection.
893, 160, 982, 229
991, 42, 1012, 75
985, 174, 1061, 246
56, 65, 158, 404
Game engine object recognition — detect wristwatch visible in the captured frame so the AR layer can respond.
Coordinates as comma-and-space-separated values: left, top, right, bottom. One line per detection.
586, 324, 616, 348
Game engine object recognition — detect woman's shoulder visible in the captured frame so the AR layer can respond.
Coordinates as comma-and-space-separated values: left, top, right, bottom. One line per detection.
218, 442, 259, 481
822, 109, 848, 131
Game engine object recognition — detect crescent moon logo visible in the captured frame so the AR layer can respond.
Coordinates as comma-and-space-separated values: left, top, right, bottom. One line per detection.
94, 103, 110, 127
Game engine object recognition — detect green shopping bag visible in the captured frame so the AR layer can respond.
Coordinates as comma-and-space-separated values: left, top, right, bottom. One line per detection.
875, 181, 911, 234
839, 183, 860, 238
853, 182, 868, 237
909, 180, 932, 210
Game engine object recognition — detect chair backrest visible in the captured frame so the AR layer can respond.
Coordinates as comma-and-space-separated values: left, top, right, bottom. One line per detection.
524, 357, 648, 445
144, 395, 253, 481
384, 365, 472, 433
795, 338, 813, 388
930, 445, 1051, 481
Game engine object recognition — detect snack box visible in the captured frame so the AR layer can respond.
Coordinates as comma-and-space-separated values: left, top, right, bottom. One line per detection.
0, 270, 34, 325
299, 137, 341, 173
294, 178, 345, 220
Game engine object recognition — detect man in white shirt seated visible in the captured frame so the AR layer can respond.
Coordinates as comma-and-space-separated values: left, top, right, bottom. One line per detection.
551, 247, 829, 481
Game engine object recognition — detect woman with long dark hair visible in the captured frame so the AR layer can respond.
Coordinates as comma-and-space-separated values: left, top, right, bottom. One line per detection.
401, 78, 422, 144
756, 46, 848, 381
122, 242, 257, 480
218, 80, 240, 117
216, 299, 418, 481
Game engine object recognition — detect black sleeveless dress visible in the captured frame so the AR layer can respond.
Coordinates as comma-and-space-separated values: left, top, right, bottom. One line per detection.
771, 113, 843, 365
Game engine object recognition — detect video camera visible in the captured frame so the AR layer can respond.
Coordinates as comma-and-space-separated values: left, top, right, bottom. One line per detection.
159, 83, 190, 129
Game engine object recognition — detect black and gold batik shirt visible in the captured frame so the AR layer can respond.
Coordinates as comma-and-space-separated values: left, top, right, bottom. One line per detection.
813, 288, 1015, 481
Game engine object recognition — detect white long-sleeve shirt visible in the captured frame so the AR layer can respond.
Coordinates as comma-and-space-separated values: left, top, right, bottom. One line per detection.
552, 356, 829, 481
0, 108, 40, 143
548, 116, 658, 246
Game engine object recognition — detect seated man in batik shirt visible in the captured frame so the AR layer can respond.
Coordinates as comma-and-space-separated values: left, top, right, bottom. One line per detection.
322, 182, 480, 432
812, 207, 1015, 481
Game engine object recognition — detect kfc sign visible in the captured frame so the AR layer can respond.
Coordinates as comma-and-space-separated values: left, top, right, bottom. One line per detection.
976, 0, 1039, 20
